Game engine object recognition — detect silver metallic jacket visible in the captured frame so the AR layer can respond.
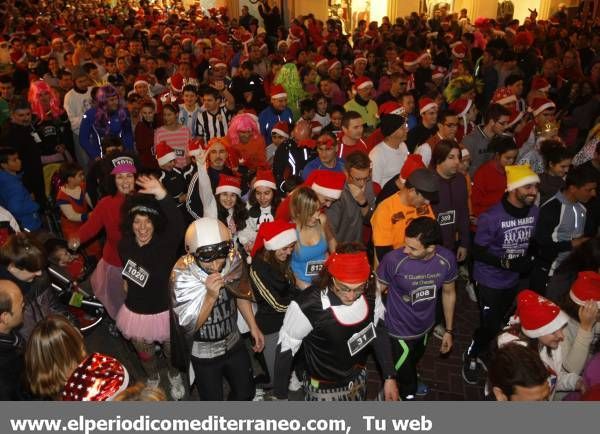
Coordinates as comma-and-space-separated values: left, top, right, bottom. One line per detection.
170, 252, 245, 338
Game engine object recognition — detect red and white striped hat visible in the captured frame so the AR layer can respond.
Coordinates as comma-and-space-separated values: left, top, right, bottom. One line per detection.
517, 290, 569, 338
305, 170, 346, 200
419, 97, 438, 115
354, 76, 374, 90
155, 141, 176, 166
270, 84, 287, 100
528, 97, 556, 117
251, 220, 297, 258
216, 174, 242, 196
253, 169, 276, 190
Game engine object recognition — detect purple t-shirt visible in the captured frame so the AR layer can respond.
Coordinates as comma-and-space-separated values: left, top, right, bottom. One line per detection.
473, 202, 538, 289
376, 247, 457, 339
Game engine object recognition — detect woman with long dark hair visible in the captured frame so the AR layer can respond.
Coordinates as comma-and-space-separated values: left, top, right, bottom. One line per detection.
116, 175, 185, 400
79, 84, 134, 160
248, 220, 298, 390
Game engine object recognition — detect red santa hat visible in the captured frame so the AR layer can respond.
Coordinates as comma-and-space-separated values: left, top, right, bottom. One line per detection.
61, 353, 128, 401
327, 59, 342, 72
271, 121, 290, 138
353, 51, 368, 64
155, 141, 176, 166
188, 138, 204, 157
250, 220, 297, 258
516, 290, 569, 338
570, 271, 600, 307
354, 76, 373, 90
403, 51, 419, 68
451, 42, 467, 59
492, 87, 517, 106
215, 33, 228, 46
419, 97, 438, 115
311, 120, 323, 135
215, 174, 242, 196
449, 98, 473, 118
514, 31, 534, 48
531, 76, 551, 93
169, 73, 185, 93
133, 75, 150, 89
378, 101, 405, 116
270, 84, 287, 100
400, 154, 425, 182
529, 97, 556, 117
253, 169, 276, 190
432, 66, 446, 80
325, 251, 371, 284
314, 55, 328, 69
507, 108, 525, 128
305, 170, 346, 200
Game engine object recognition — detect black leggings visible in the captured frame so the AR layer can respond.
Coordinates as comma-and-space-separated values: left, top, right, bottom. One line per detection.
467, 284, 519, 358
191, 341, 255, 401
390, 335, 427, 400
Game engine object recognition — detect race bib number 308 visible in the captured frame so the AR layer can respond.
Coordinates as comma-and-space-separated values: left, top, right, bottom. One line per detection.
122, 259, 150, 288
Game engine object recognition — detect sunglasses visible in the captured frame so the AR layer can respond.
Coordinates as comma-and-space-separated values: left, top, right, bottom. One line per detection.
193, 240, 233, 263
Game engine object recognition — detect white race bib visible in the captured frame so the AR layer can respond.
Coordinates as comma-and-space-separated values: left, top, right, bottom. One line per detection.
122, 259, 150, 288
347, 322, 376, 356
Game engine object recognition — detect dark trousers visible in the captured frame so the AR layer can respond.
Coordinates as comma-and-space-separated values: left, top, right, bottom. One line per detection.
467, 283, 519, 358
529, 258, 551, 295
390, 335, 427, 400
191, 341, 255, 401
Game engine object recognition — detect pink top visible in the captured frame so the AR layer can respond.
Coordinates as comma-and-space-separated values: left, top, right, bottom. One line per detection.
154, 125, 191, 168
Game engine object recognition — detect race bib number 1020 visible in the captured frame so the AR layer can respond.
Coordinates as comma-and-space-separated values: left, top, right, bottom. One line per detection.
122, 259, 150, 288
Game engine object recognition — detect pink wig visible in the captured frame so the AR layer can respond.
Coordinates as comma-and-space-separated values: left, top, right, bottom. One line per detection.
226, 113, 260, 147
28, 80, 64, 122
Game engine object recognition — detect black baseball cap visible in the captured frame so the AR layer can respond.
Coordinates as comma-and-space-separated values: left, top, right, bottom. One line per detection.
406, 168, 439, 203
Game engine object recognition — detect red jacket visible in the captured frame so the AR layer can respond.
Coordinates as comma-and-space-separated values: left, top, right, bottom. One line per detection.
77, 193, 126, 267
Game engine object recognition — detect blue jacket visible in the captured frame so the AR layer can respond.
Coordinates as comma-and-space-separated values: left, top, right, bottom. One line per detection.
258, 106, 293, 144
0, 171, 41, 231
79, 107, 134, 159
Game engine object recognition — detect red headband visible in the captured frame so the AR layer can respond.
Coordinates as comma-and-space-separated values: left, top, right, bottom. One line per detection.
326, 252, 371, 284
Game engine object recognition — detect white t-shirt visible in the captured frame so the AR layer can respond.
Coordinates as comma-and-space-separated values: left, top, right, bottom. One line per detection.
369, 140, 409, 187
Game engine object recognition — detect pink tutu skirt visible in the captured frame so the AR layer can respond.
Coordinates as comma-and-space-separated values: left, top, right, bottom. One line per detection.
91, 259, 125, 319
116, 304, 170, 343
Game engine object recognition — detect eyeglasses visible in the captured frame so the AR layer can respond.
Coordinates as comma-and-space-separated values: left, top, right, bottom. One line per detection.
193, 240, 233, 263
333, 279, 367, 294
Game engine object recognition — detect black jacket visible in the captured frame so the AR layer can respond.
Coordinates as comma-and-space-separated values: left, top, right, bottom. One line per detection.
0, 331, 25, 400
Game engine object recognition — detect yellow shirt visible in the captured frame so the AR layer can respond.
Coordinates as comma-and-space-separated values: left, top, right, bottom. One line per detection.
371, 193, 434, 248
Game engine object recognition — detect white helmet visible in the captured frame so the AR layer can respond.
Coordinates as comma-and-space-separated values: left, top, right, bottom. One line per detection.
185, 218, 222, 253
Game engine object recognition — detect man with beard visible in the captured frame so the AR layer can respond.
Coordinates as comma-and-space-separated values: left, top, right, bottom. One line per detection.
170, 218, 264, 400
463, 165, 540, 385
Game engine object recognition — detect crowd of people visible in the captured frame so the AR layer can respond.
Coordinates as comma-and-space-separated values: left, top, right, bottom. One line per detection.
0, 0, 600, 402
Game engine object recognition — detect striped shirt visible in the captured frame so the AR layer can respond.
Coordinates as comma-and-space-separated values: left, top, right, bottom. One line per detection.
178, 104, 202, 137
196, 105, 232, 142
154, 126, 191, 168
